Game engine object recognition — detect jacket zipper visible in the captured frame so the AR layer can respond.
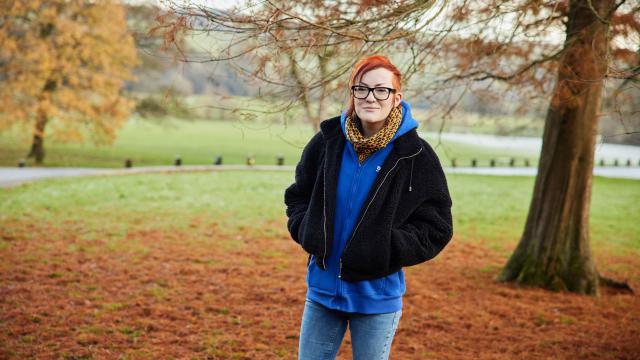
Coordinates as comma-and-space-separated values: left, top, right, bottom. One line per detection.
338, 147, 423, 279
321, 160, 327, 270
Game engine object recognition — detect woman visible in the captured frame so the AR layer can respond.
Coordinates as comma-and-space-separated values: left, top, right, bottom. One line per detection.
284, 55, 453, 360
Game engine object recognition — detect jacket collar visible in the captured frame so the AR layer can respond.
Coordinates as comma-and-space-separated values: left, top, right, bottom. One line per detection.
320, 116, 421, 156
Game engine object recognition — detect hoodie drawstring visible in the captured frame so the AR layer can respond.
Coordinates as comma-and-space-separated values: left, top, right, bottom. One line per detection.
409, 157, 414, 192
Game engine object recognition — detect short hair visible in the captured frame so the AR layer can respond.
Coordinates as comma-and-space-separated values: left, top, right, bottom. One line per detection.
346, 55, 402, 118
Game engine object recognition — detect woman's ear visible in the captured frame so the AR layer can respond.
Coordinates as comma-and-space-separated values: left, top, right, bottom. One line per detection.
394, 91, 403, 107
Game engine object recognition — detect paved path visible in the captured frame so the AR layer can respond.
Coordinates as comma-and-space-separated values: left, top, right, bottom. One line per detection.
446, 167, 640, 179
1, 165, 639, 189
0, 165, 295, 188
420, 131, 640, 160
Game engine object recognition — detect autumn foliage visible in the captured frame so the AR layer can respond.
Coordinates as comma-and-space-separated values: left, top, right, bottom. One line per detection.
0, 0, 139, 163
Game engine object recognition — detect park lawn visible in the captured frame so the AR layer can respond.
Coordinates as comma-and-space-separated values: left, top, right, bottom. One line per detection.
0, 172, 638, 359
0, 117, 540, 168
0, 172, 636, 256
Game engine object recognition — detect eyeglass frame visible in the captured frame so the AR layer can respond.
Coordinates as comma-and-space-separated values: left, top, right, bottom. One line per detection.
351, 85, 397, 101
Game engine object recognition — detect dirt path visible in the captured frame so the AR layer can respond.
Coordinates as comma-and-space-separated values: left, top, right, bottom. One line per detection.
1, 219, 638, 359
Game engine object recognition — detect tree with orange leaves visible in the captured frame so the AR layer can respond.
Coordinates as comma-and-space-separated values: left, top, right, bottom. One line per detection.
0, 0, 139, 164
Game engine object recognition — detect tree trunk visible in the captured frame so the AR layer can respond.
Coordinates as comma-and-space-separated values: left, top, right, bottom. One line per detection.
497, 0, 614, 295
27, 80, 57, 165
27, 109, 48, 164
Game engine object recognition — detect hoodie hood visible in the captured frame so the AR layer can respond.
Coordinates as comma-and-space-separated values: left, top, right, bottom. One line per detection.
340, 99, 419, 142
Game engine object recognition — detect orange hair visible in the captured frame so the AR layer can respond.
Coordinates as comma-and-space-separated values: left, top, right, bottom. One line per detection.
346, 55, 402, 118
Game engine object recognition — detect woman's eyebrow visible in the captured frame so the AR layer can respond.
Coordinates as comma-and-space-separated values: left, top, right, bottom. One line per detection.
357, 82, 388, 87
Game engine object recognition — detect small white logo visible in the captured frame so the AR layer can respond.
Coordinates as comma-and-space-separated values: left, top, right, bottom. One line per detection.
376, 166, 382, 172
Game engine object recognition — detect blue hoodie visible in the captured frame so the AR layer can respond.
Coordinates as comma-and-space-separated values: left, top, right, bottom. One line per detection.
305, 99, 419, 314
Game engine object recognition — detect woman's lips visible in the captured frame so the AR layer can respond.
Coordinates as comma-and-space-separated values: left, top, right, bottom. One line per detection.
363, 107, 379, 111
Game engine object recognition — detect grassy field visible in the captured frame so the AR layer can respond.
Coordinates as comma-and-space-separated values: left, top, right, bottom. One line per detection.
1, 172, 638, 359
1, 172, 637, 257
0, 116, 541, 168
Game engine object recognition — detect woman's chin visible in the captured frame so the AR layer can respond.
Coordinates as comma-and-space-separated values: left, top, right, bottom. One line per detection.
358, 114, 384, 123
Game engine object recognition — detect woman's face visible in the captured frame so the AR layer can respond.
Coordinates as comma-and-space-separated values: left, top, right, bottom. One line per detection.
353, 67, 403, 126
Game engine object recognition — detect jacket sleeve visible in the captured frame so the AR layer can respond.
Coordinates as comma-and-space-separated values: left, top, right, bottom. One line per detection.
389, 146, 453, 268
283, 132, 323, 245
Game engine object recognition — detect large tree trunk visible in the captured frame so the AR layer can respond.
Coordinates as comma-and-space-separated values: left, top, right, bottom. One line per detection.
497, 0, 615, 295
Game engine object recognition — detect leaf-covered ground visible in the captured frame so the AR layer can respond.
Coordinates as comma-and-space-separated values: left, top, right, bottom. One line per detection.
1, 216, 638, 359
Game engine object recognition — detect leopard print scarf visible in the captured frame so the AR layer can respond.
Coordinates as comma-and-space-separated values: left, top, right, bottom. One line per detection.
345, 105, 402, 163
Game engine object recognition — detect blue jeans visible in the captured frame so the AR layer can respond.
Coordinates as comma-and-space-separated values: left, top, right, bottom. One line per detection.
298, 298, 402, 360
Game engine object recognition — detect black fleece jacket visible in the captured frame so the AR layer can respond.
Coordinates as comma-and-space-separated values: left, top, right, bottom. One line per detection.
284, 116, 453, 282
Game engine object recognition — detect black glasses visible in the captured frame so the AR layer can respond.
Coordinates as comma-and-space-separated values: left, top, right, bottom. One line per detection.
351, 85, 396, 100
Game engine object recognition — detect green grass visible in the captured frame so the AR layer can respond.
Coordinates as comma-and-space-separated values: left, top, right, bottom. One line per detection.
450, 175, 640, 256
0, 172, 637, 257
0, 116, 540, 168
0, 117, 315, 168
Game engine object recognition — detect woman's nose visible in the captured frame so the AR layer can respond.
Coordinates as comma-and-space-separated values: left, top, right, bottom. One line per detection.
365, 91, 377, 102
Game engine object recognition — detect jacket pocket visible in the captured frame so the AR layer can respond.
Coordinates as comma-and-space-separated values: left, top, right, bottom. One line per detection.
287, 210, 305, 244
297, 211, 318, 255
298, 207, 328, 257
297, 210, 310, 246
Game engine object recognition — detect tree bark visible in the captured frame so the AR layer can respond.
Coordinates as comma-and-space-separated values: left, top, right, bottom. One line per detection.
27, 80, 57, 165
27, 108, 48, 165
497, 0, 615, 295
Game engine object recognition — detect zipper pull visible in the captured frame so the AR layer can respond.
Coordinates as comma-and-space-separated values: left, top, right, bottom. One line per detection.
339, 259, 343, 279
